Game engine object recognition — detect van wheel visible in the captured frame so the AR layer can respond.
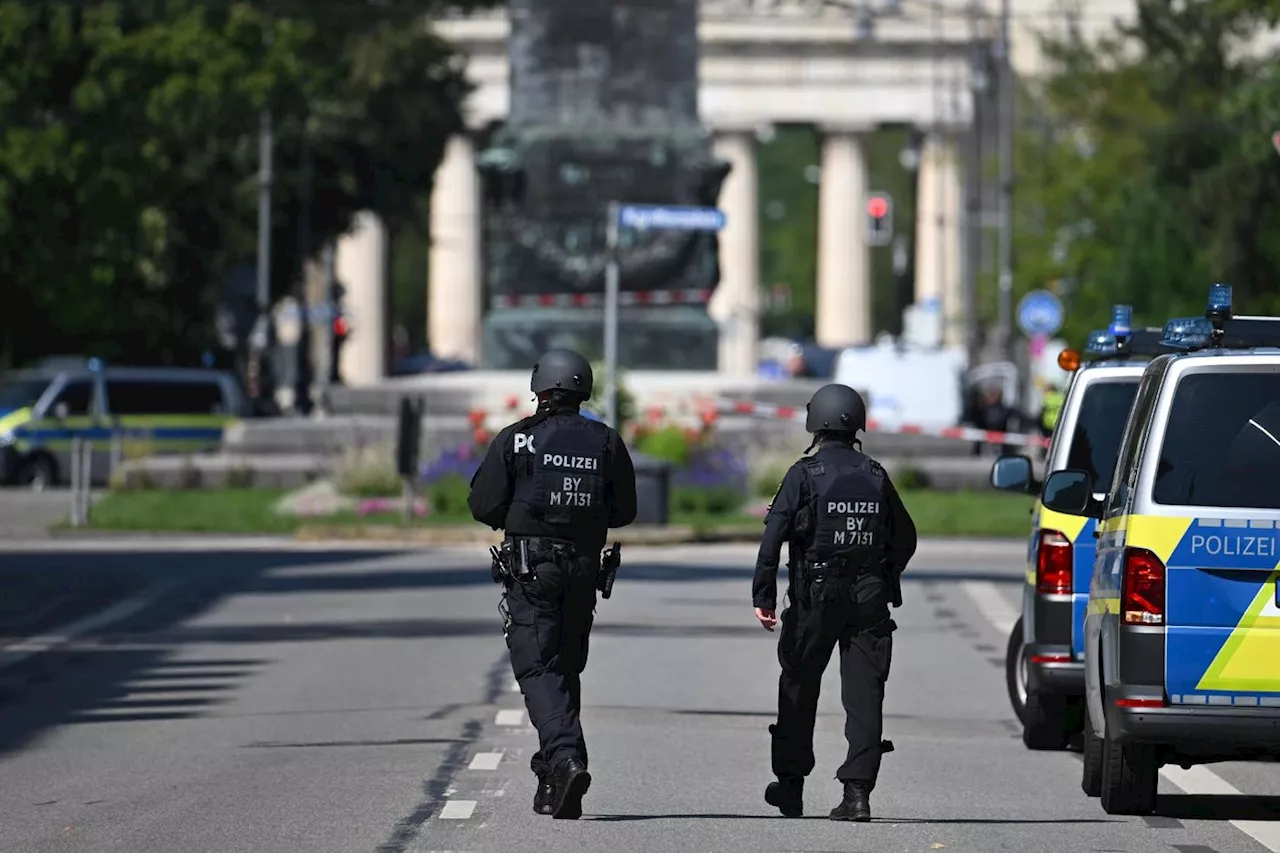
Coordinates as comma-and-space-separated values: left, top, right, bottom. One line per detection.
1023, 691, 1071, 750
1005, 618, 1028, 724
1081, 702, 1103, 797
18, 454, 56, 491
1100, 734, 1158, 814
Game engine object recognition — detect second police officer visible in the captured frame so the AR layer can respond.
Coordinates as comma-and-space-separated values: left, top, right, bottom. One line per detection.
753, 383, 917, 822
467, 349, 638, 820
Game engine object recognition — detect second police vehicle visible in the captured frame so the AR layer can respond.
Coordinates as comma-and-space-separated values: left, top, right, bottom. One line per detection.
991, 306, 1176, 749
1041, 285, 1280, 815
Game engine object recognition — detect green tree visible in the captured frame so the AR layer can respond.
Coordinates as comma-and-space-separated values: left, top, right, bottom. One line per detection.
0, 0, 489, 369
1009, 0, 1280, 344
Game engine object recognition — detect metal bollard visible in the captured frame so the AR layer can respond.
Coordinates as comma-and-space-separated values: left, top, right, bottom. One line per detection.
69, 438, 83, 527
79, 440, 93, 525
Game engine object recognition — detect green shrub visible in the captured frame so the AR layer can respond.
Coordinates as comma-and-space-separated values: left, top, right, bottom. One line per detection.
892, 465, 933, 490
335, 443, 402, 498
226, 464, 256, 489
752, 461, 793, 499
427, 474, 471, 516
672, 485, 744, 517
636, 424, 693, 467
584, 360, 636, 433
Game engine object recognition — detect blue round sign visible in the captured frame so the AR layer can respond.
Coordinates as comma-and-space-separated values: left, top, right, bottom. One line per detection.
1017, 290, 1065, 337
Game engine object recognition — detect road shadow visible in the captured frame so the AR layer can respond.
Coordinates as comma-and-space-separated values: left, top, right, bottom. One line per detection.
0, 548, 399, 759
1157, 794, 1280, 821
586, 814, 1116, 824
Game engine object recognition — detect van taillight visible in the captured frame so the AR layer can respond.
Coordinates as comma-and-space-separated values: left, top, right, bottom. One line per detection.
1036, 530, 1073, 595
1122, 547, 1165, 625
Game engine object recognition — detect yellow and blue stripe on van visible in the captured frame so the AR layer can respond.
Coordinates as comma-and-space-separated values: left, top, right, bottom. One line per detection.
1103, 515, 1280, 705
1027, 503, 1099, 660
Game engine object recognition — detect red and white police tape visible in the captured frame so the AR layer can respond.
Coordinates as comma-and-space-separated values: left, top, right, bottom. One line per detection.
712, 398, 1050, 448
490, 288, 713, 310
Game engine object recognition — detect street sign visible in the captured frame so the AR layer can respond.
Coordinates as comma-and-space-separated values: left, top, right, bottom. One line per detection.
617, 204, 726, 232
1017, 289, 1065, 337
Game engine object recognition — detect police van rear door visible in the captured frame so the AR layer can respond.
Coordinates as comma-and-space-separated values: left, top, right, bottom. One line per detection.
1056, 371, 1142, 659
1145, 361, 1280, 705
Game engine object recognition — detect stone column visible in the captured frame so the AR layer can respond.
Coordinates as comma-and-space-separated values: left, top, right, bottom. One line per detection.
816, 128, 871, 347
913, 131, 964, 346
711, 130, 760, 377
428, 134, 482, 364
335, 210, 388, 385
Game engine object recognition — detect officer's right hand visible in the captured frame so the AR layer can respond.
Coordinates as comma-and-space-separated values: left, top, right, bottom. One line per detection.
754, 607, 777, 631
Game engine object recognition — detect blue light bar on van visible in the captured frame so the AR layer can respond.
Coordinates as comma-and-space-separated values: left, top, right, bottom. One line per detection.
1084, 329, 1119, 356
1161, 317, 1213, 349
1109, 305, 1133, 336
1207, 283, 1233, 318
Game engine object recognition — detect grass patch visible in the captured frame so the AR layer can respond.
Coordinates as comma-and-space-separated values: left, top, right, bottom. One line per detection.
80, 487, 1034, 538
900, 489, 1034, 538
84, 489, 299, 534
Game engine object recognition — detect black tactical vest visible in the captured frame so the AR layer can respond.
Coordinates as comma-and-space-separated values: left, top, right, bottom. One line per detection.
511, 415, 610, 528
804, 455, 888, 564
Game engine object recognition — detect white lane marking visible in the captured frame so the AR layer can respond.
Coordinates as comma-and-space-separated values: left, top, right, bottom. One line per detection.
1161, 766, 1280, 852
962, 581, 1019, 636
469, 752, 503, 770
495, 710, 524, 726
437, 800, 477, 820
0, 581, 177, 671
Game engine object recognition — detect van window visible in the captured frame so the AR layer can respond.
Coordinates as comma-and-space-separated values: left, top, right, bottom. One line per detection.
1153, 371, 1280, 508
107, 379, 225, 416
0, 377, 52, 410
51, 379, 95, 416
1064, 379, 1140, 493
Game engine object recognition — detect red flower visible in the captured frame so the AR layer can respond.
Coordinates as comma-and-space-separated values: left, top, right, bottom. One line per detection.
473, 427, 492, 446
468, 409, 487, 428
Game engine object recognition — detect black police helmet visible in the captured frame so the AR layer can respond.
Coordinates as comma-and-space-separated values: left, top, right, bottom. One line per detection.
804, 383, 867, 434
530, 349, 593, 397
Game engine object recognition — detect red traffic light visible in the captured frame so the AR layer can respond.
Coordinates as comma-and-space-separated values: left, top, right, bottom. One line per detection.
866, 195, 889, 219
333, 316, 349, 337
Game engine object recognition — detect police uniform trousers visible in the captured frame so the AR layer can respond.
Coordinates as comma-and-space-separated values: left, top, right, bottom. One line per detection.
772, 569, 895, 786
504, 552, 599, 779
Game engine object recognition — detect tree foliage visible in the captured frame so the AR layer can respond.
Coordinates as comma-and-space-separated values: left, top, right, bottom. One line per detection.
0, 0, 488, 368
1010, 0, 1280, 344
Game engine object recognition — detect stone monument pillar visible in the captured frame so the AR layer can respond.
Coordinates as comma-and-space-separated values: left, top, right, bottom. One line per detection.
477, 0, 730, 370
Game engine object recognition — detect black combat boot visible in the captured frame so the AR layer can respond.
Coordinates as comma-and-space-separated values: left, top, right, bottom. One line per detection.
550, 757, 591, 820
764, 775, 804, 817
829, 781, 872, 822
532, 774, 555, 815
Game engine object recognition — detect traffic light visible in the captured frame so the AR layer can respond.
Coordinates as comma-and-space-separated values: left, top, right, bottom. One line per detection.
330, 313, 349, 383
866, 192, 893, 246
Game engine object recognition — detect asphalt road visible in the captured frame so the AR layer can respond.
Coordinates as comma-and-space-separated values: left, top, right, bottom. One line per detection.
0, 537, 1277, 853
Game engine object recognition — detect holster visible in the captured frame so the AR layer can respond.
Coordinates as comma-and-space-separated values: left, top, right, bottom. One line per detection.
599, 541, 622, 599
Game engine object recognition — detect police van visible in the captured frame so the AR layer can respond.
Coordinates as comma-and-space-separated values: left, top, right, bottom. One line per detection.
0, 360, 246, 489
990, 306, 1175, 750
1040, 284, 1280, 815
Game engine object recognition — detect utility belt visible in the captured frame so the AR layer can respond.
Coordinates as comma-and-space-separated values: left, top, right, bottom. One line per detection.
803, 556, 875, 579
795, 554, 900, 608
490, 536, 578, 584
489, 536, 624, 599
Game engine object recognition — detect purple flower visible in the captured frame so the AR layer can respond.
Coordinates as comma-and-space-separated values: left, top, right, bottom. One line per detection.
673, 445, 749, 493
419, 443, 482, 486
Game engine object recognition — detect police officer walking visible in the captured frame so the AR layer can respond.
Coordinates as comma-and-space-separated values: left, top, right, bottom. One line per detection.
468, 349, 637, 820
753, 383, 917, 822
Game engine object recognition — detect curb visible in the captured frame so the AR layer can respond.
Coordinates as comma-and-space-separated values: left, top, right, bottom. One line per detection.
291, 523, 769, 547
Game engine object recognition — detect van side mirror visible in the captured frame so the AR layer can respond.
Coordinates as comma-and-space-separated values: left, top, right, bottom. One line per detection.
53, 402, 69, 421
990, 454, 1035, 493
1042, 469, 1097, 516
